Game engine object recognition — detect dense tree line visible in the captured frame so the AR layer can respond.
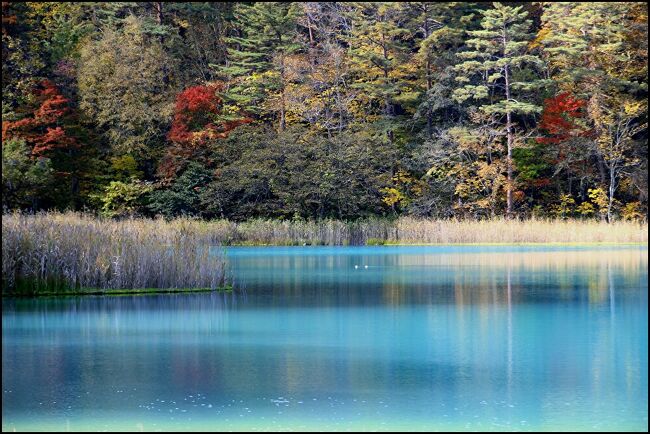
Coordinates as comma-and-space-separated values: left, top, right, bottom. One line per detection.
2, 2, 647, 221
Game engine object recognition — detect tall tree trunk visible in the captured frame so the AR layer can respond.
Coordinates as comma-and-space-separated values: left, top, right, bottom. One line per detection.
425, 56, 432, 137
382, 35, 391, 117
155, 2, 163, 26
607, 163, 616, 223
277, 30, 286, 132
423, 3, 432, 137
597, 155, 607, 185
306, 10, 316, 72
280, 54, 286, 132
504, 63, 513, 219
280, 88, 286, 132
381, 34, 394, 142
155, 2, 169, 85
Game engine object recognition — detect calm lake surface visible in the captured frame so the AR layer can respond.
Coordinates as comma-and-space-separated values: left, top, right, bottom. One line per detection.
2, 245, 648, 431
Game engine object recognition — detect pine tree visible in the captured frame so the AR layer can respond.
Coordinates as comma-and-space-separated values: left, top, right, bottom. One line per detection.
453, 2, 546, 217
346, 2, 410, 140
216, 2, 301, 130
539, 2, 646, 92
403, 2, 480, 137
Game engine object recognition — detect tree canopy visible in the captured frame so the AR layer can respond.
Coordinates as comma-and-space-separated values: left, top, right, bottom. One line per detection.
2, 2, 647, 221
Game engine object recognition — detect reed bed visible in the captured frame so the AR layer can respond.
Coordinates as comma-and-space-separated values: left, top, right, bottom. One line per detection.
231, 218, 396, 246
2, 212, 229, 295
2, 212, 646, 295
392, 217, 648, 244
207, 216, 646, 245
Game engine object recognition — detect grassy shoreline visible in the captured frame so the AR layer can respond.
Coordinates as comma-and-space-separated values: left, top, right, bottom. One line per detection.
225, 241, 648, 246
3, 212, 647, 295
381, 241, 648, 246
181, 216, 647, 245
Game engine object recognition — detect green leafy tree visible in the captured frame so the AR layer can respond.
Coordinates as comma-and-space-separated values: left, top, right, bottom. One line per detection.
2, 2, 45, 115
148, 162, 213, 218
2, 138, 54, 210
95, 178, 153, 218
77, 15, 176, 162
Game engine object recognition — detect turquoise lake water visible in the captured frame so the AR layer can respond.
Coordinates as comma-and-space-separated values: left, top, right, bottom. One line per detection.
2, 245, 648, 431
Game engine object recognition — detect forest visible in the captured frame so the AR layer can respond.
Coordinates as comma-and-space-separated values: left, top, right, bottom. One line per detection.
2, 2, 648, 222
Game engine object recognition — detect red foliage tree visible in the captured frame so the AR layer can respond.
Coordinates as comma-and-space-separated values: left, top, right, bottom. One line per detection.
536, 92, 597, 186
160, 82, 251, 179
2, 80, 78, 157
537, 92, 588, 145
168, 82, 251, 145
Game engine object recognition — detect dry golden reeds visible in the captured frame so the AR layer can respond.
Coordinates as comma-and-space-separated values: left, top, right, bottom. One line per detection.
209, 216, 646, 245
393, 217, 647, 244
2, 212, 228, 295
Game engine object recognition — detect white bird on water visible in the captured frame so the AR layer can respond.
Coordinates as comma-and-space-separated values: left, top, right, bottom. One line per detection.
354, 265, 359, 269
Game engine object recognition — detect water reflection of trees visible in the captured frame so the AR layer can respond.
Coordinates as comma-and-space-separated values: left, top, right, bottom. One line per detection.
229, 249, 647, 308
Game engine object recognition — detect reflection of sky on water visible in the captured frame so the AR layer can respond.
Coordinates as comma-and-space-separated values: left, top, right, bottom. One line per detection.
2, 246, 648, 431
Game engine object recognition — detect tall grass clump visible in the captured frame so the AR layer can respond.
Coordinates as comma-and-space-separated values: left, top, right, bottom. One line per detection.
393, 217, 648, 244
226, 217, 397, 245
2, 212, 229, 295
208, 216, 646, 245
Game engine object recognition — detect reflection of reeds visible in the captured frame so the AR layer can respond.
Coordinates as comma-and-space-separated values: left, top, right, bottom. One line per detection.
2, 212, 228, 295
392, 249, 647, 270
